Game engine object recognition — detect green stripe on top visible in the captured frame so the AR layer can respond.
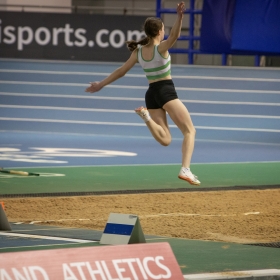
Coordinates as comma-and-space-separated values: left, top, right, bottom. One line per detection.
146, 69, 171, 80
144, 60, 171, 73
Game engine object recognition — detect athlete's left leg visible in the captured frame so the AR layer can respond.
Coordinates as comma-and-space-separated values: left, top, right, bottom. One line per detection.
135, 106, 171, 146
163, 99, 196, 168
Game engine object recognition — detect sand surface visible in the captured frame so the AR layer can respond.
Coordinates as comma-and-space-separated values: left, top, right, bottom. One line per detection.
4, 189, 280, 243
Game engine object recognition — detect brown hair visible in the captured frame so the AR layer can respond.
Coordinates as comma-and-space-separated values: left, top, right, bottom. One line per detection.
126, 17, 163, 52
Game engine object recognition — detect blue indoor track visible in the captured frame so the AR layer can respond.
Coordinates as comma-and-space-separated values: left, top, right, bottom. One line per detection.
0, 58, 280, 169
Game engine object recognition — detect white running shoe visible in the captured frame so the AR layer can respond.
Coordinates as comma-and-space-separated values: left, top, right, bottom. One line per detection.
135, 107, 151, 122
178, 167, 201, 185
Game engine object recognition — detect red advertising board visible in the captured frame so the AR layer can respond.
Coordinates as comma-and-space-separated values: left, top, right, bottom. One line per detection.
0, 242, 184, 279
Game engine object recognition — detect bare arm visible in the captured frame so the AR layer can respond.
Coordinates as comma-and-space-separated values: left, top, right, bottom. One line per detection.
158, 2, 185, 53
85, 49, 138, 93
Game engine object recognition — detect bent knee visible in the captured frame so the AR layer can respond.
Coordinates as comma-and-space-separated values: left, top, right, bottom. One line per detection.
182, 125, 196, 136
188, 123, 196, 134
159, 137, 172, 147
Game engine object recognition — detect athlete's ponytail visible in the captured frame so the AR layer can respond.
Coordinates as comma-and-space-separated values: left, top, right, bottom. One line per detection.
126, 17, 163, 52
126, 37, 150, 52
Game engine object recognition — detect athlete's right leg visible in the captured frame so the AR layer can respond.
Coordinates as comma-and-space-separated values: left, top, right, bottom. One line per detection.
135, 106, 171, 146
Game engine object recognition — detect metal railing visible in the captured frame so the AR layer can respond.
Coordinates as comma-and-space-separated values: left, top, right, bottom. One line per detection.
156, 0, 265, 66
156, 0, 204, 64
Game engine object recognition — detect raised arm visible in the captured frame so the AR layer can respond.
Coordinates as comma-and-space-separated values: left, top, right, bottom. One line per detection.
85, 49, 138, 93
158, 2, 185, 53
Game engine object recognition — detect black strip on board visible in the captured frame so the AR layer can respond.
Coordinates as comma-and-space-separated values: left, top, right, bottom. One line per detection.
0, 184, 279, 198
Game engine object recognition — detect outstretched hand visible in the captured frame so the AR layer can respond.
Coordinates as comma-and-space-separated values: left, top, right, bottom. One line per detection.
177, 2, 186, 17
85, 82, 102, 93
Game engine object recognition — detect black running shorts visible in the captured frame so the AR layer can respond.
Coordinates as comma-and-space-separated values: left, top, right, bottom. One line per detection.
145, 80, 178, 109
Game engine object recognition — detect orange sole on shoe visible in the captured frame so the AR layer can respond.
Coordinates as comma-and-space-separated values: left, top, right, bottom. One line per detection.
178, 175, 201, 186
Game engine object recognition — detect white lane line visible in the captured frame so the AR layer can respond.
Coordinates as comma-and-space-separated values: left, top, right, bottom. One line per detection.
182, 100, 280, 106
28, 219, 90, 224
1, 105, 280, 119
0, 117, 145, 126
195, 139, 280, 147
140, 212, 260, 218
0, 243, 94, 250
0, 92, 144, 100
1, 69, 280, 82
176, 87, 280, 94
15, 212, 260, 224
1, 57, 280, 70
0, 232, 96, 243
1, 92, 280, 106
196, 126, 280, 132
1, 81, 280, 94
0, 117, 280, 132
191, 113, 280, 119
0, 105, 134, 113
1, 130, 279, 146
0, 80, 88, 87
175, 76, 280, 82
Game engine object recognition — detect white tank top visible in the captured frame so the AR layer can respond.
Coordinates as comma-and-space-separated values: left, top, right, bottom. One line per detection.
137, 45, 171, 81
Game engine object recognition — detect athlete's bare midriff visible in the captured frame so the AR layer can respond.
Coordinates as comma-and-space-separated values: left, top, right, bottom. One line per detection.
148, 76, 172, 84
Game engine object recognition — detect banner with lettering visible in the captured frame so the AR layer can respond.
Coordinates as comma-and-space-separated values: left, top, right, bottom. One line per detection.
0, 242, 184, 279
0, 11, 146, 62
